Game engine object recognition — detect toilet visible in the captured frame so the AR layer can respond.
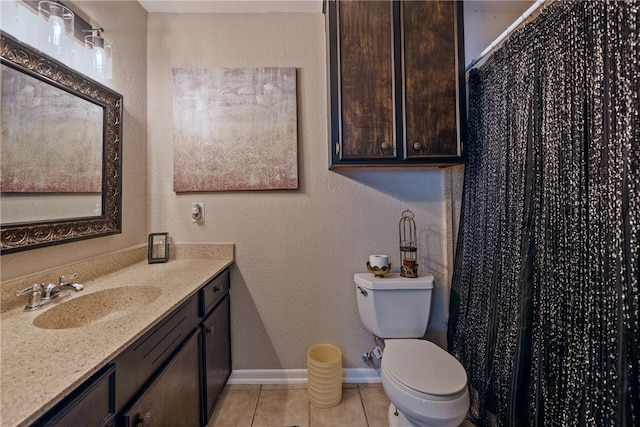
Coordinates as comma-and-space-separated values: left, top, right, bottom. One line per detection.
354, 273, 469, 427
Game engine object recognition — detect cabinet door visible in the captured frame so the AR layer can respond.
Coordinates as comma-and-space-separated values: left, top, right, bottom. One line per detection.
121, 330, 201, 427
330, 0, 397, 161
402, 1, 463, 159
202, 295, 231, 422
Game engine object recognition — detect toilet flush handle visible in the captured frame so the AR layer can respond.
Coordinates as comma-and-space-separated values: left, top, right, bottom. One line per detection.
357, 286, 368, 296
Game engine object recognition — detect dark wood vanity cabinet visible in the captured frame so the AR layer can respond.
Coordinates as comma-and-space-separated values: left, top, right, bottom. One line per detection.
327, 0, 466, 167
117, 269, 231, 427
32, 268, 232, 427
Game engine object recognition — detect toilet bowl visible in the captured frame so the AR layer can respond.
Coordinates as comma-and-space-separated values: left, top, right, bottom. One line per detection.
381, 339, 469, 427
353, 273, 470, 427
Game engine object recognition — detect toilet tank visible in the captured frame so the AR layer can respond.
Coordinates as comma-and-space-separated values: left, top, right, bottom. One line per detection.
354, 273, 434, 339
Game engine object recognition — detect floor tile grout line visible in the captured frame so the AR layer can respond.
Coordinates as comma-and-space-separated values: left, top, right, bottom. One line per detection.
357, 386, 371, 427
250, 385, 262, 427
308, 391, 311, 427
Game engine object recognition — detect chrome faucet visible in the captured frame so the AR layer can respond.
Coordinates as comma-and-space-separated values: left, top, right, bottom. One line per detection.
16, 273, 84, 311
42, 274, 84, 299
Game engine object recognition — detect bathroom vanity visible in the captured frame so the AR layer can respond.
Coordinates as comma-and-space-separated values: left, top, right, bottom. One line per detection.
0, 244, 233, 427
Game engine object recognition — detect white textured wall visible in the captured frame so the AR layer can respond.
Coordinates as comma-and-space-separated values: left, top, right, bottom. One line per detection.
147, 13, 454, 370
1, 1, 148, 281
464, 1, 535, 64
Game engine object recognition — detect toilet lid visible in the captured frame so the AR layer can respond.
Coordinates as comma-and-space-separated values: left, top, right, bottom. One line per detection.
383, 339, 467, 397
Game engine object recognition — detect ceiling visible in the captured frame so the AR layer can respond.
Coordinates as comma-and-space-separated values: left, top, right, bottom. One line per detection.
137, 0, 324, 13
465, 0, 536, 13
137, 0, 534, 14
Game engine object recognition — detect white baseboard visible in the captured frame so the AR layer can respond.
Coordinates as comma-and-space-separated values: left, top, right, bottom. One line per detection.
228, 369, 381, 385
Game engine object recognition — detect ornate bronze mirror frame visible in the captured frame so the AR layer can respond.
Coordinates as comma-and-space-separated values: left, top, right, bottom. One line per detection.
1, 31, 122, 254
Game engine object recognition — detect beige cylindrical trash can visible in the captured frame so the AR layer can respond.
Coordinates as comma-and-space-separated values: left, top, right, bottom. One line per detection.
307, 344, 342, 408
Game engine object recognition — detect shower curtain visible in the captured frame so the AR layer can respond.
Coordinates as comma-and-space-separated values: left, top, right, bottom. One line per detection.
448, 1, 639, 426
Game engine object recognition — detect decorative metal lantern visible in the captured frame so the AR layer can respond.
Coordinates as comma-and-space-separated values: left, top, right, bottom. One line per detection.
399, 209, 418, 277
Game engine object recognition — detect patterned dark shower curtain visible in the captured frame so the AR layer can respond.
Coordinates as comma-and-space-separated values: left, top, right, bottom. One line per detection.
447, 1, 639, 426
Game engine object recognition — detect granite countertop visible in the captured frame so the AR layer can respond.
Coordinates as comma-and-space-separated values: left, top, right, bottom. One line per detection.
0, 244, 234, 427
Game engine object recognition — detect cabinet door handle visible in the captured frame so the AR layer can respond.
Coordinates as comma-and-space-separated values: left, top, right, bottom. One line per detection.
134, 412, 152, 426
206, 325, 215, 335
213, 285, 222, 293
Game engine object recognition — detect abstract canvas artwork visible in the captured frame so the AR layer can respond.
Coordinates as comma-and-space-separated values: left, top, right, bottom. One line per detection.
172, 67, 298, 192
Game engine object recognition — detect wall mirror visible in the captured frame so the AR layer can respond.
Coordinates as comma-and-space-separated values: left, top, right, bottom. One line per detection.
0, 31, 122, 254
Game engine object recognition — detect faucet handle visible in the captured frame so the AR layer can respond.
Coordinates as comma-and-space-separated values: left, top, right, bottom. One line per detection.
16, 283, 43, 296
16, 284, 43, 309
59, 273, 78, 285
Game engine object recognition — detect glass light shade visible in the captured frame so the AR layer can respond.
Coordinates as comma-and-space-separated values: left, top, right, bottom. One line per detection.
1, 0, 18, 30
70, 38, 89, 75
10, 2, 43, 47
84, 33, 113, 80
38, 1, 74, 60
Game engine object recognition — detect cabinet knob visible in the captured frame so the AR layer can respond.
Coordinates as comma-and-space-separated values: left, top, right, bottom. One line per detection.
381, 142, 391, 150
206, 325, 215, 334
213, 285, 222, 293
134, 412, 152, 426
413, 142, 422, 151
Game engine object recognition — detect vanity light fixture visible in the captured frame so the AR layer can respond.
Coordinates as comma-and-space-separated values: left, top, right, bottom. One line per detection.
84, 28, 113, 80
3, 1, 114, 81
37, 1, 74, 60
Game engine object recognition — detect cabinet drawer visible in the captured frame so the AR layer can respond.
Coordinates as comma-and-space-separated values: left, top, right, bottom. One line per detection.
200, 269, 229, 316
36, 364, 115, 427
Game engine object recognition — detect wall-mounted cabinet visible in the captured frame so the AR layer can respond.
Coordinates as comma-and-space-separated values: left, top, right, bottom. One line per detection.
326, 0, 466, 167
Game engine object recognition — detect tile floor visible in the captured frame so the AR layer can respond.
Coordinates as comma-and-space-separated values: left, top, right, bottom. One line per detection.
208, 383, 390, 427
208, 383, 475, 427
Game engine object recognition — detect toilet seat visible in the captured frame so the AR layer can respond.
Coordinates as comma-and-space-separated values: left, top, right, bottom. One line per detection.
382, 339, 467, 400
